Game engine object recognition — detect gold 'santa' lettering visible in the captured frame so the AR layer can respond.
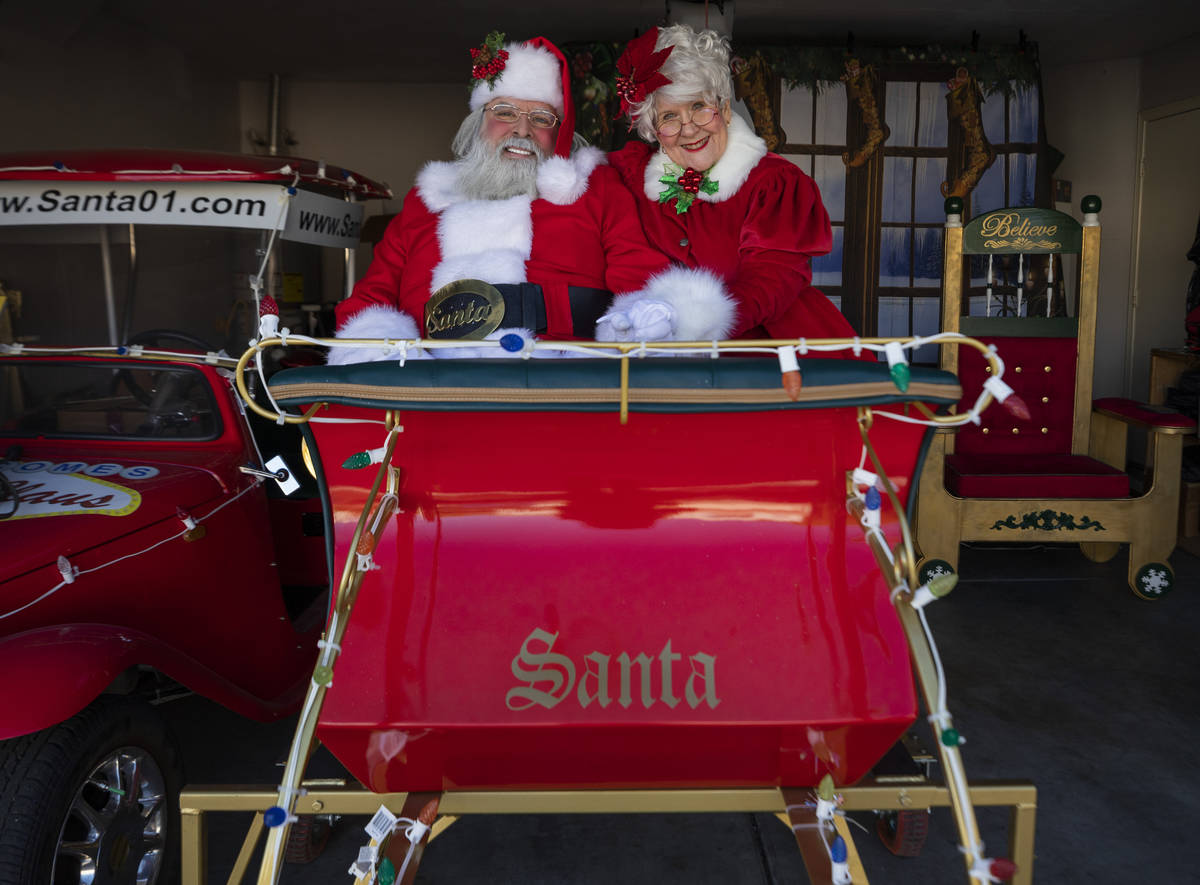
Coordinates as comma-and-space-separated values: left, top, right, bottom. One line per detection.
427, 301, 492, 332
505, 629, 719, 712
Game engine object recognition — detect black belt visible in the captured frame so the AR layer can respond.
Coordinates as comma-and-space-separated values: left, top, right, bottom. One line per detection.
425, 279, 611, 340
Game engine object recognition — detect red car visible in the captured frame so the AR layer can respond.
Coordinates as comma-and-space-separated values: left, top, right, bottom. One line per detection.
0, 150, 389, 885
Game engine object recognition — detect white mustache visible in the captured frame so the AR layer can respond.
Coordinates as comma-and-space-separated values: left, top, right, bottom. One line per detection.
498, 136, 543, 158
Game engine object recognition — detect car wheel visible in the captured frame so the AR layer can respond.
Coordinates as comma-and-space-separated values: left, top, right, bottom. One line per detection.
0, 695, 183, 885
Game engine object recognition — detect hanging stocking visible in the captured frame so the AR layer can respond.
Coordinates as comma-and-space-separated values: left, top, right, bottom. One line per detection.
941, 68, 996, 199
732, 53, 784, 151
841, 58, 889, 168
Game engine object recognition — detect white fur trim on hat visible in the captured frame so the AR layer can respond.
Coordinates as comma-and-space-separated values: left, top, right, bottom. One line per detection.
469, 42, 563, 112
603, 266, 736, 341
536, 146, 604, 205
643, 113, 767, 204
329, 304, 425, 365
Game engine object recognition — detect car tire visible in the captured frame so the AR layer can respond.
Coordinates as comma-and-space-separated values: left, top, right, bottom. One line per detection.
284, 814, 333, 864
0, 695, 184, 885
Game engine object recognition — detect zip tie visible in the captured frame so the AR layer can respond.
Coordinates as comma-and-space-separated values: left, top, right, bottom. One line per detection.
852, 336, 862, 356
57, 555, 78, 584
927, 710, 954, 729
710, 340, 720, 359
317, 638, 342, 654
851, 467, 878, 489
798, 337, 808, 355
984, 374, 1015, 402
403, 818, 430, 844
815, 794, 838, 822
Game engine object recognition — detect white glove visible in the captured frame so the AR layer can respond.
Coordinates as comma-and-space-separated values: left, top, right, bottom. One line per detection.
595, 299, 676, 342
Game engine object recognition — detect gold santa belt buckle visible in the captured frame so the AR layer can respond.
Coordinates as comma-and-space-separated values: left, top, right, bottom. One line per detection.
425, 279, 507, 340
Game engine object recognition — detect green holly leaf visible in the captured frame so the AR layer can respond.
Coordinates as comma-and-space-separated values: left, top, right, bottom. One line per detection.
673, 193, 695, 213
700, 177, 720, 196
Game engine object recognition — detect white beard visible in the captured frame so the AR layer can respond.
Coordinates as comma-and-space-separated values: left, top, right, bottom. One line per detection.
456, 134, 545, 201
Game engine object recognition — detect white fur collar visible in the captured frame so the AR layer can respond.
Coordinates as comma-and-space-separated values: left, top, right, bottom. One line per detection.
642, 113, 767, 205
537, 146, 605, 205
415, 146, 604, 213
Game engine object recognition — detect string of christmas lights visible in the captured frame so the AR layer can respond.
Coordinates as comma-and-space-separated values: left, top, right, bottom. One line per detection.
0, 479, 263, 622
848, 459, 1016, 884
232, 330, 1025, 433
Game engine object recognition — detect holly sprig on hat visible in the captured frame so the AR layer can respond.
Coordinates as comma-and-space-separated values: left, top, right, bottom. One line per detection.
470, 30, 509, 87
658, 163, 718, 214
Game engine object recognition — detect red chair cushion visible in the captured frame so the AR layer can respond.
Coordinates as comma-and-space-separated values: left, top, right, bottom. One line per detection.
945, 452, 1130, 498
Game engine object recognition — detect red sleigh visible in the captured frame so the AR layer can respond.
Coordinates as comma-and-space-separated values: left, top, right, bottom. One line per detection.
185, 340, 1036, 885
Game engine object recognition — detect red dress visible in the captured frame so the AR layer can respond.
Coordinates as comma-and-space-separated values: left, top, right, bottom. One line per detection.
609, 115, 860, 343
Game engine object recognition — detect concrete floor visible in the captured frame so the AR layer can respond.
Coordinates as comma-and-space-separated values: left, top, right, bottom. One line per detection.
168, 542, 1200, 884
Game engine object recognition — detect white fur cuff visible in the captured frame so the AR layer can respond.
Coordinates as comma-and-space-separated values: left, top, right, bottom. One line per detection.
603, 267, 736, 341
327, 304, 425, 365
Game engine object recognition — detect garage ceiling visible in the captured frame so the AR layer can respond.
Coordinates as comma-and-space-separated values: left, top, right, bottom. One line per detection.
6, 0, 1199, 81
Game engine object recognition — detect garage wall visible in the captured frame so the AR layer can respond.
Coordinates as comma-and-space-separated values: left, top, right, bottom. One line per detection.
237, 79, 467, 219
1041, 56, 1141, 397
237, 78, 469, 304
1139, 34, 1200, 111
0, 19, 239, 152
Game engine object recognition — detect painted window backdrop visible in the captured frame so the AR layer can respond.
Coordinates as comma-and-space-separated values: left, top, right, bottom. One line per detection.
775, 74, 1043, 362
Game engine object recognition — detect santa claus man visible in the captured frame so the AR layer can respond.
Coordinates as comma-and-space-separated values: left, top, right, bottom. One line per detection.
329, 32, 734, 363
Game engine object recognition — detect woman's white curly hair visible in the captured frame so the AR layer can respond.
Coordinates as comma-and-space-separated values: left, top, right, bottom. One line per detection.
627, 24, 733, 143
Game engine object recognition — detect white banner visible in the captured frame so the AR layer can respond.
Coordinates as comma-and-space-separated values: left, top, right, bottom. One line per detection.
282, 187, 364, 249
0, 181, 364, 248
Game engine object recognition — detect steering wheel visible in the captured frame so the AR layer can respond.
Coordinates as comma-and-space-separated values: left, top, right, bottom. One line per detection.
114, 329, 216, 407
113, 330, 217, 435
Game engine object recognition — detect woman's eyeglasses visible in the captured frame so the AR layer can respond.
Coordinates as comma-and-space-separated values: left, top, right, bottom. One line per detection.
656, 107, 719, 138
486, 104, 560, 129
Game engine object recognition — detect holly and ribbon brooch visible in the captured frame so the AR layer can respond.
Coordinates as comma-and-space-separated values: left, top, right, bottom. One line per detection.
614, 29, 673, 116
658, 164, 718, 214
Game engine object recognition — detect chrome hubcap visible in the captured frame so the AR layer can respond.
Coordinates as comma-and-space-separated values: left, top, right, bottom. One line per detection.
52, 746, 168, 885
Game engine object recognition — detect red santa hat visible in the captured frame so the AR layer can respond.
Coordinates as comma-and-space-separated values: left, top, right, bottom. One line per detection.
468, 34, 576, 158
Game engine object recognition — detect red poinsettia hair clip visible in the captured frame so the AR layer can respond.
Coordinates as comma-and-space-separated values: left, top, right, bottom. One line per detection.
615, 28, 673, 116
469, 30, 509, 87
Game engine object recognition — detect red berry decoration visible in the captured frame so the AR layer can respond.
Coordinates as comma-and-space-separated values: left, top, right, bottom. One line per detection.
678, 168, 703, 194
259, 294, 279, 317
469, 31, 507, 86
615, 75, 645, 106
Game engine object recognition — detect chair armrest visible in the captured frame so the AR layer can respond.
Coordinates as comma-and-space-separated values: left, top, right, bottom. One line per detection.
1093, 397, 1196, 434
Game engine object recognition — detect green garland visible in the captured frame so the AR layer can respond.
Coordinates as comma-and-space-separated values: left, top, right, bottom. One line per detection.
562, 38, 1041, 150
741, 41, 1040, 97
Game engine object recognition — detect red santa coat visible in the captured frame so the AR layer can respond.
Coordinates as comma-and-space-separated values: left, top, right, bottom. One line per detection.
609, 114, 859, 342
335, 147, 727, 344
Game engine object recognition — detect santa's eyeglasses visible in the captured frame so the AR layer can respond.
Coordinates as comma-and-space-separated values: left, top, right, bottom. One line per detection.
485, 104, 560, 129
656, 107, 719, 137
